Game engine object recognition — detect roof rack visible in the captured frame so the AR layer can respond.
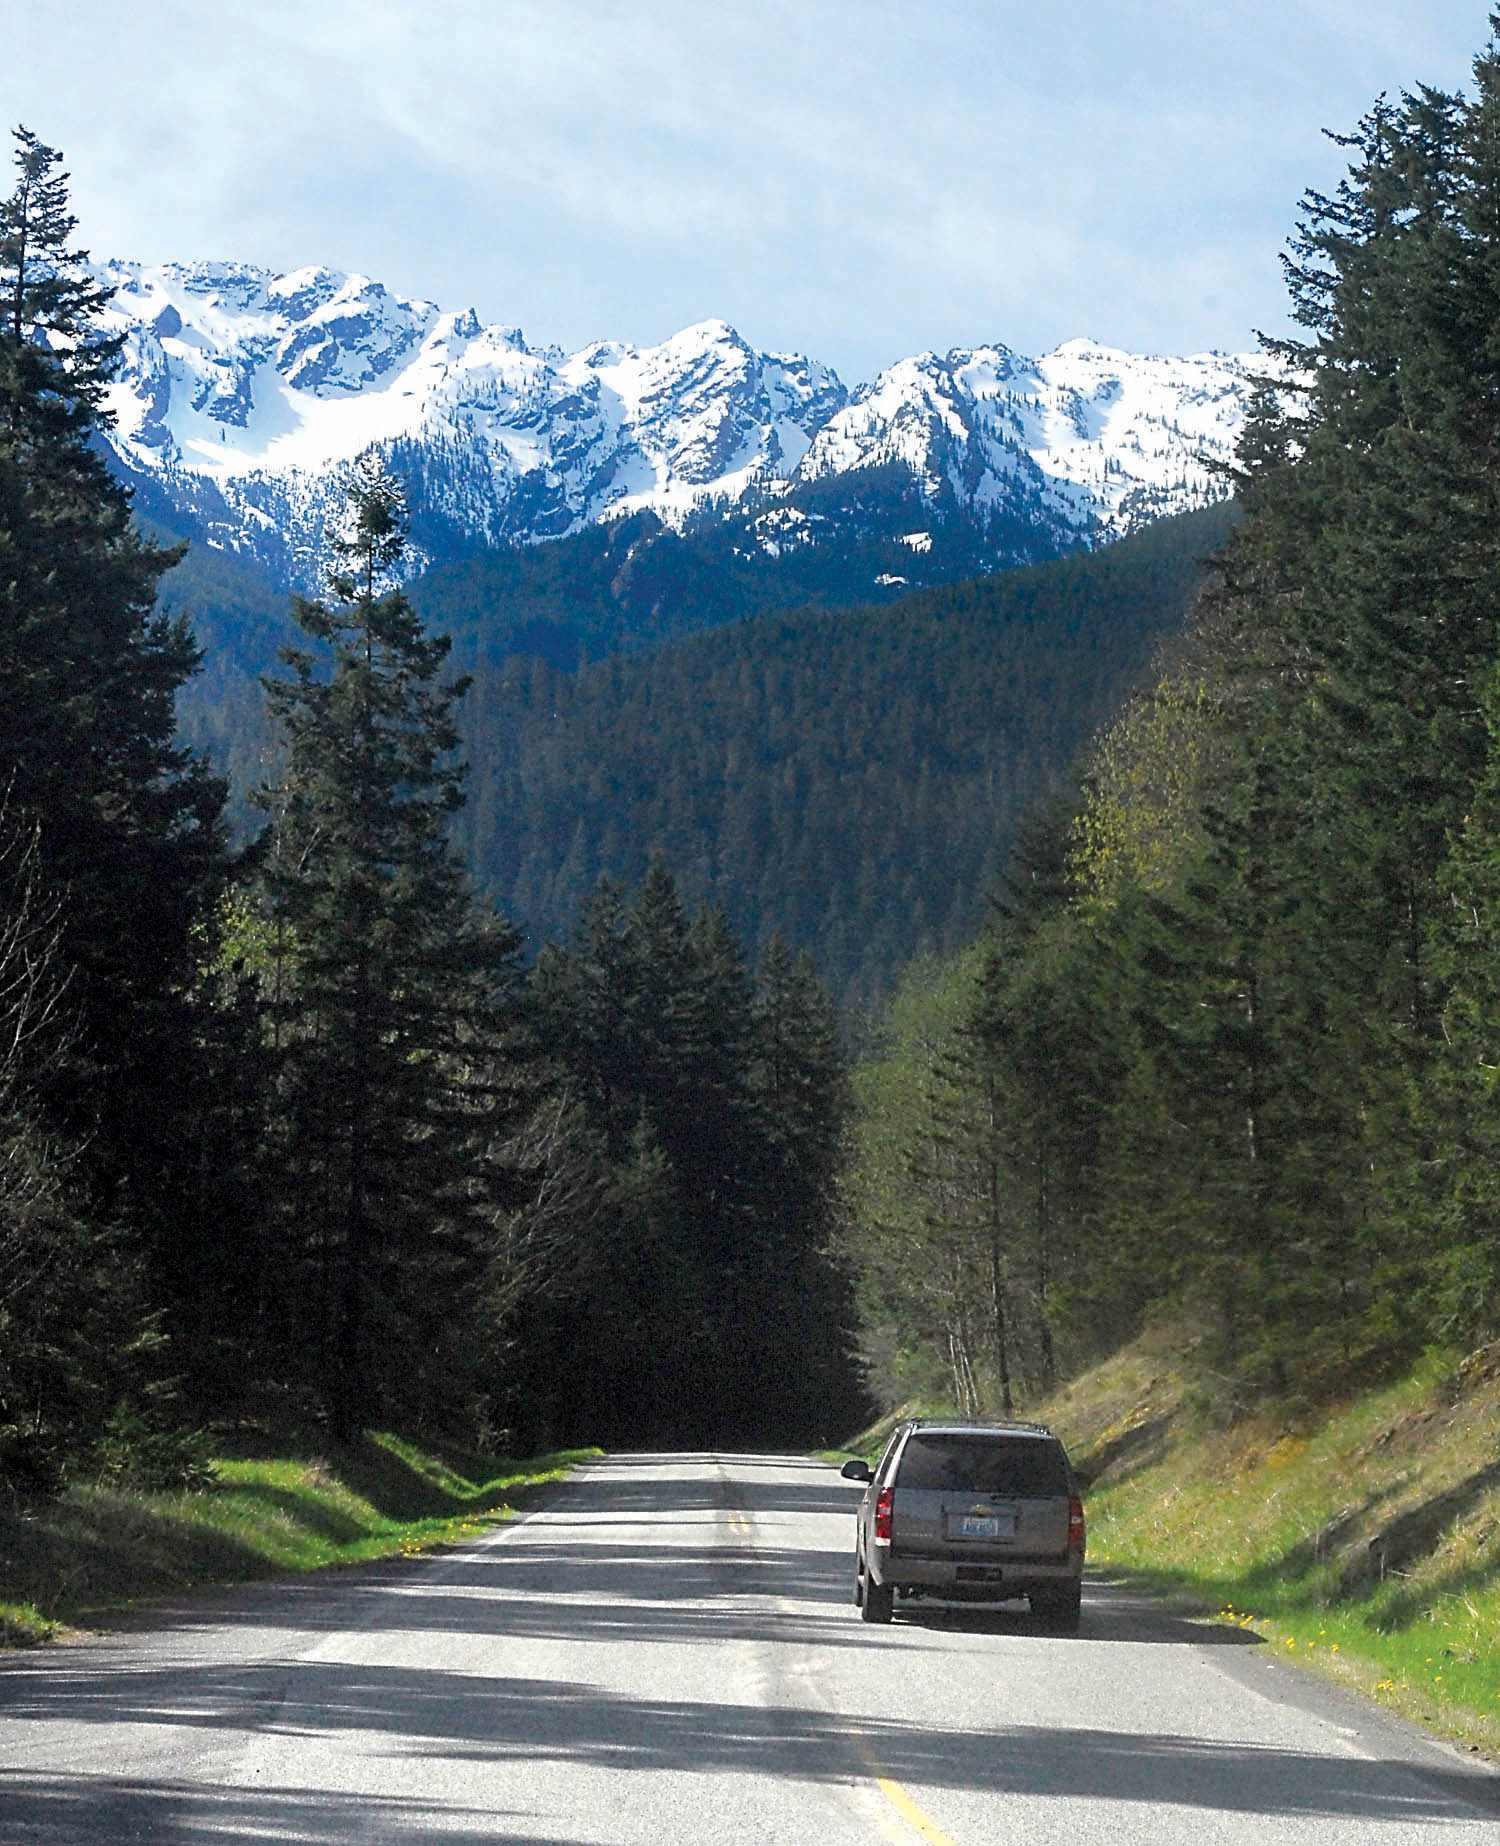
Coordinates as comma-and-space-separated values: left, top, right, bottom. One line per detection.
905, 1416, 1054, 1435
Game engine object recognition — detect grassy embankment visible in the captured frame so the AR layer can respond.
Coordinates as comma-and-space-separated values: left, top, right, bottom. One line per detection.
0, 1433, 596, 1648
1046, 1332, 1500, 1755
841, 1333, 1500, 1757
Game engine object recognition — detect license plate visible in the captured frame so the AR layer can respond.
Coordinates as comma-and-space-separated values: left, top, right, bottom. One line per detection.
951, 1514, 1012, 1540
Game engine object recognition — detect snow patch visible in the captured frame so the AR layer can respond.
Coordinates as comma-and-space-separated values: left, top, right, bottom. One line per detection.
94, 255, 1259, 589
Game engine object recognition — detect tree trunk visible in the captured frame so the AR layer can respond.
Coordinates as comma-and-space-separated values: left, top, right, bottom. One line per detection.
1034, 1146, 1056, 1389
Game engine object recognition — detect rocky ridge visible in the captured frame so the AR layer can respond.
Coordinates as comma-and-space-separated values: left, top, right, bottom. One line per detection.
98, 258, 1259, 588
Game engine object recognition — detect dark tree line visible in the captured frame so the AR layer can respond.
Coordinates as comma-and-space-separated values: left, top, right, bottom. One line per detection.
847, 26, 1500, 1415
170, 498, 1233, 1012
510, 867, 860, 1448
0, 130, 861, 1488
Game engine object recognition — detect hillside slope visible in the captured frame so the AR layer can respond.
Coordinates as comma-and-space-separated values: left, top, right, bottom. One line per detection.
1042, 1334, 1500, 1758
162, 499, 1231, 1001
454, 502, 1234, 1004
0, 1436, 588, 1645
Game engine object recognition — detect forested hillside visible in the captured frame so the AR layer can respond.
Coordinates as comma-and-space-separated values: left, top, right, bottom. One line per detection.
843, 36, 1500, 1425
159, 459, 1052, 699
455, 502, 1231, 1006
161, 476, 1229, 1008
408, 464, 1078, 669
160, 460, 1094, 838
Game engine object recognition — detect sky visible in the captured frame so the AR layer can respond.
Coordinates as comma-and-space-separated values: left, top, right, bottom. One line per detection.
2, 2, 1493, 383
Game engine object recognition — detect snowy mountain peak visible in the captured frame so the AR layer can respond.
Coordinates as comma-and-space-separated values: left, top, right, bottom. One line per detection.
795, 336, 1253, 537
95, 258, 1258, 589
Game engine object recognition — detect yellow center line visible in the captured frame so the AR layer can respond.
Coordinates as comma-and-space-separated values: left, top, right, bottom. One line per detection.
749, 1519, 960, 1846
844, 1727, 962, 1846
872, 1773, 962, 1846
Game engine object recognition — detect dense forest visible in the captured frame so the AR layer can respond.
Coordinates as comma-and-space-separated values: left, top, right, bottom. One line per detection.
157, 461, 1217, 1009
155, 446, 1094, 819
158, 479, 1221, 1012
844, 30, 1500, 1418
0, 129, 861, 1491
452, 503, 1230, 1007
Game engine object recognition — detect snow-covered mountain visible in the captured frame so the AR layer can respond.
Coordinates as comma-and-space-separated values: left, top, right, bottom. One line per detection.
98, 258, 1258, 590
797, 340, 1249, 535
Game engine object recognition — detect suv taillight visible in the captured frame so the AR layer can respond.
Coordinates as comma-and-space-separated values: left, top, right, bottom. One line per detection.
874, 1485, 894, 1542
1069, 1495, 1085, 1549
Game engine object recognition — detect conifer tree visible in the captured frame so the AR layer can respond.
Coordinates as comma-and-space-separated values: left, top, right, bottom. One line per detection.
1421, 659, 1500, 1344
515, 867, 863, 1446
258, 454, 524, 1437
0, 127, 219, 960
0, 128, 120, 441
838, 19, 1500, 1403
841, 949, 1002, 1411
0, 127, 224, 1410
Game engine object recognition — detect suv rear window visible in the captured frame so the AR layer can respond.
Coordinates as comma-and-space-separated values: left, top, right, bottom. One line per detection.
896, 1435, 1068, 1496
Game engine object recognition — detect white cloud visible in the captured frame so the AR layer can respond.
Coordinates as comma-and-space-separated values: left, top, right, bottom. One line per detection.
0, 1, 1487, 378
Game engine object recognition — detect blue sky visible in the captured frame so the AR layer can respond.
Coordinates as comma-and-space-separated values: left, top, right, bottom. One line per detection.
4, 2, 1492, 380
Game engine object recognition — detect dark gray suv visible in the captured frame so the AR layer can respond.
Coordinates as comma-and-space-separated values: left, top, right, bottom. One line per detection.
842, 1420, 1085, 1630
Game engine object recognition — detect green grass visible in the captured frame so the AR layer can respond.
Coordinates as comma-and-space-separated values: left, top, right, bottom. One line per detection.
0, 1600, 62, 1647
0, 1432, 598, 1643
1040, 1333, 1500, 1757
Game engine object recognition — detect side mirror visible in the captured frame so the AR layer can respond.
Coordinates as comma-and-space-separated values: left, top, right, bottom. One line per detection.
840, 1458, 873, 1483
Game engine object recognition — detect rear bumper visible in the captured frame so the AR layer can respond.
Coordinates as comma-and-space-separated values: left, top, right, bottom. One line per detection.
870, 1547, 1083, 1598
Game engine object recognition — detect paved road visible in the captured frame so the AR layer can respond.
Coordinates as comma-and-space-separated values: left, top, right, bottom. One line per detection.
1, 1453, 1496, 1843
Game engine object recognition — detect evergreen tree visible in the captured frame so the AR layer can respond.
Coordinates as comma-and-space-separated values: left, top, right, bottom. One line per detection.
0, 127, 224, 1174
447, 503, 1232, 1009
743, 935, 861, 1438
516, 867, 861, 1447
257, 454, 524, 1437
841, 949, 1002, 1412
0, 127, 120, 441
0, 126, 222, 937
0, 127, 225, 1460
1419, 661, 1500, 1343
842, 21, 1500, 1403
1202, 48, 1500, 1368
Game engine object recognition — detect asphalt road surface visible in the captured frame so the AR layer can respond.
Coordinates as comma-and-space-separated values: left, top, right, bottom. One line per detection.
1, 1452, 1497, 1843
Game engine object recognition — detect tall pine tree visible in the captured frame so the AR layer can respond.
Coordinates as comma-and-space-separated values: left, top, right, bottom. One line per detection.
0, 128, 224, 1129
257, 454, 525, 1437
0, 127, 225, 1455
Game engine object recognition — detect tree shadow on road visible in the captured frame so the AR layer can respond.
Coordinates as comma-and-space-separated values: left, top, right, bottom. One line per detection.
46, 1447, 1267, 1658
2, 1663, 1496, 1831
3, 1455, 1496, 1840
0, 1772, 573, 1846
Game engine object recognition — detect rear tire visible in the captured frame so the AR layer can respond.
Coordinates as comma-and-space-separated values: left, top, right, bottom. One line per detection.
853, 1550, 865, 1607
860, 1572, 894, 1624
1033, 1584, 1082, 1632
